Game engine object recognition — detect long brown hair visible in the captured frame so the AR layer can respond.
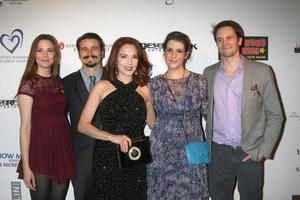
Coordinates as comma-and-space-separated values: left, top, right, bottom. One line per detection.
104, 37, 152, 86
20, 34, 61, 82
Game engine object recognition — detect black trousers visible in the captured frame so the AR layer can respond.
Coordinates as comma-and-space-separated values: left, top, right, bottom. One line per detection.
208, 142, 263, 200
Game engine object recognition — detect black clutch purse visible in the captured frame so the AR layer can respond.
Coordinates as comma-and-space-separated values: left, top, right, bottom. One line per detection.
116, 136, 152, 169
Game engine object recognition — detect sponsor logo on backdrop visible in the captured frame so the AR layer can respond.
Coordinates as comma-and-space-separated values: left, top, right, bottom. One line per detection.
0, 29, 28, 64
0, 98, 18, 108
11, 182, 22, 200
59, 42, 112, 53
296, 148, 300, 173
141, 43, 163, 52
141, 43, 198, 52
295, 43, 300, 53
0, 0, 29, 6
0, 152, 20, 168
59, 41, 198, 54
290, 112, 300, 174
292, 195, 300, 200
0, 54, 28, 64
165, 0, 175, 5
241, 36, 268, 60
289, 112, 300, 121
0, 29, 23, 54
218, 36, 268, 60
59, 42, 76, 51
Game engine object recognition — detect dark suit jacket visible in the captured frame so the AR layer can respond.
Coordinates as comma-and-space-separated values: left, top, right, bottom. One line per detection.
63, 70, 101, 200
203, 57, 284, 161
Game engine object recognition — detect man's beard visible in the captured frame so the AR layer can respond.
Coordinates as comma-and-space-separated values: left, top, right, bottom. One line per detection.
86, 62, 99, 68
83, 55, 100, 68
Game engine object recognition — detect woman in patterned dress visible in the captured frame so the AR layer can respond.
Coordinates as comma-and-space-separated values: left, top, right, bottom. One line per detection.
147, 31, 209, 200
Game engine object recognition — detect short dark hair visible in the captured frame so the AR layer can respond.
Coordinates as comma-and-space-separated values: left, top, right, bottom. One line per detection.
76, 32, 105, 56
212, 20, 244, 42
162, 31, 192, 60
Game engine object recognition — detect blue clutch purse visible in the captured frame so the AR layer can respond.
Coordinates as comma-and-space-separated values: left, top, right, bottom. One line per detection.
185, 141, 210, 165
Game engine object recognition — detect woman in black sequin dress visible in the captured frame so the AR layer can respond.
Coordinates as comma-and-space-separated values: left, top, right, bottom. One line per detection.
78, 37, 156, 200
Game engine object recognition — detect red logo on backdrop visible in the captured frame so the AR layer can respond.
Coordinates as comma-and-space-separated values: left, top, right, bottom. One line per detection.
59, 42, 65, 50
241, 36, 268, 60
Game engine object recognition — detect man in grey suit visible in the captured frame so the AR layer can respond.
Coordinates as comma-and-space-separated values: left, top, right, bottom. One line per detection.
63, 33, 105, 200
203, 20, 284, 200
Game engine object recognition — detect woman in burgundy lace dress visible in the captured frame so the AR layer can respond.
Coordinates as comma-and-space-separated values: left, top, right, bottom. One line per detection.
16, 34, 75, 200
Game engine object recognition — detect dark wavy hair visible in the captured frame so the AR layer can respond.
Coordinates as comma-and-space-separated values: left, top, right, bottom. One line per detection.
104, 37, 152, 86
212, 20, 244, 42
162, 31, 192, 60
20, 34, 61, 82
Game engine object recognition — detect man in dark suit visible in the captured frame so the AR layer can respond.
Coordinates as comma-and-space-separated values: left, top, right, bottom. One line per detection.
63, 33, 105, 200
203, 20, 284, 200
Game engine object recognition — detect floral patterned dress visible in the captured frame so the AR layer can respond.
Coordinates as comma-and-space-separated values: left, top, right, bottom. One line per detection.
147, 72, 209, 200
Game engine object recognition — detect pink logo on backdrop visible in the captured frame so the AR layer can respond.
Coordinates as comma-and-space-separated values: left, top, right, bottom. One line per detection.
0, 29, 23, 54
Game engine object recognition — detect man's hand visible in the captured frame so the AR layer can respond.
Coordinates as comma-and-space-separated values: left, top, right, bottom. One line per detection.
243, 153, 265, 162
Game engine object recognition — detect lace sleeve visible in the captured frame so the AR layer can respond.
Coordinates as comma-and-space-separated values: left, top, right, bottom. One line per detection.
17, 79, 35, 97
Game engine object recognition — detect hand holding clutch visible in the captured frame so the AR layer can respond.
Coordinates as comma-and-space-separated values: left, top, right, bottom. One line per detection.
116, 136, 152, 169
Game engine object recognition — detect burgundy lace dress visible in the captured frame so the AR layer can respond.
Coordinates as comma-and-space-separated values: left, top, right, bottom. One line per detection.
16, 74, 75, 184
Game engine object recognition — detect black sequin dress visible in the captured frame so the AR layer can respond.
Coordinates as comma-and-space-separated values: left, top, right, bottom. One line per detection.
92, 80, 147, 200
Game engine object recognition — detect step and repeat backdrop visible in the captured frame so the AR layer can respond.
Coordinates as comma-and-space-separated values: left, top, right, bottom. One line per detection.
0, 0, 299, 199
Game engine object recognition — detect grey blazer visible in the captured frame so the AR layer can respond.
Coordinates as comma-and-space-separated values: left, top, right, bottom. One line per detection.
203, 57, 284, 161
